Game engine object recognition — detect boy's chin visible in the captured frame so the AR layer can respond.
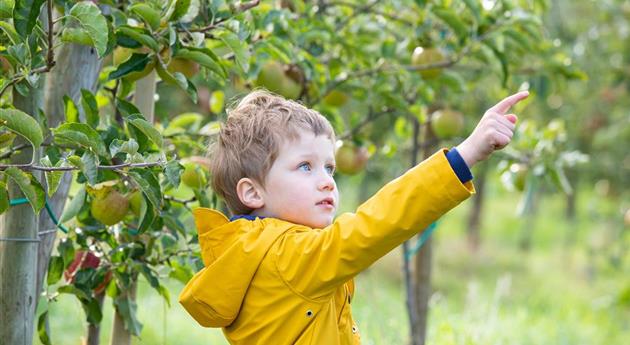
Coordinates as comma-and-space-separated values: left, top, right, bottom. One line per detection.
300, 217, 333, 229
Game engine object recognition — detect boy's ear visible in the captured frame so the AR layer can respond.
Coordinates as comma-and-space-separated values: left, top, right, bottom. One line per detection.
236, 178, 265, 209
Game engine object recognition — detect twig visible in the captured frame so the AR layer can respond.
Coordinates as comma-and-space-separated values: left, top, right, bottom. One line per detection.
0, 0, 56, 99
164, 195, 197, 204
0, 161, 163, 172
338, 107, 397, 140
187, 0, 260, 33
0, 143, 30, 160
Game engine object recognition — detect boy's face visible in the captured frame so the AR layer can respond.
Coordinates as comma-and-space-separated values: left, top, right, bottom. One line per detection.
254, 129, 338, 228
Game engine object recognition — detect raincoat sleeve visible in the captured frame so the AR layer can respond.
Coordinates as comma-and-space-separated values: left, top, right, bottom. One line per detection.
273, 149, 475, 300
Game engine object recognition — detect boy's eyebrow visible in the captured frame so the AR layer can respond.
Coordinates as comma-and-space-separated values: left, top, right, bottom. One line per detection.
295, 153, 335, 162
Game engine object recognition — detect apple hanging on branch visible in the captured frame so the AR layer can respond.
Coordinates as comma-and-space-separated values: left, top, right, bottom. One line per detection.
411, 46, 445, 80
430, 108, 464, 139
335, 141, 369, 175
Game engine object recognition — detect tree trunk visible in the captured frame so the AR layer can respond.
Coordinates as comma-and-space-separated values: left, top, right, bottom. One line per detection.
402, 116, 438, 345
518, 188, 540, 252
0, 85, 44, 345
466, 162, 489, 252
110, 282, 138, 345
412, 120, 439, 345
86, 292, 105, 345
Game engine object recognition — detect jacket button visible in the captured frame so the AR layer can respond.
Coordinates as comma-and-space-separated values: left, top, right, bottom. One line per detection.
306, 310, 313, 317
352, 325, 357, 334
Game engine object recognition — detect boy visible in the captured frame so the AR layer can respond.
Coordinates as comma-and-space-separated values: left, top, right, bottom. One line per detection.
180, 89, 529, 344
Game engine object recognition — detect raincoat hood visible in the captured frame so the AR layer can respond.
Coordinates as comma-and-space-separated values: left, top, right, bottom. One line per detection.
179, 208, 291, 327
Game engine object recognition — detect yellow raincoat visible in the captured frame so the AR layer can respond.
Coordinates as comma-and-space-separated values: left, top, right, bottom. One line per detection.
179, 149, 475, 344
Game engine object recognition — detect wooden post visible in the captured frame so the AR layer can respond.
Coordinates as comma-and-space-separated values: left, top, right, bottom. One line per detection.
110, 70, 156, 345
0, 85, 43, 345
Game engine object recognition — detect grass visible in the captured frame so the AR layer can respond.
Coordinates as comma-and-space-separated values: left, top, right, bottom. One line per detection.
36, 180, 629, 344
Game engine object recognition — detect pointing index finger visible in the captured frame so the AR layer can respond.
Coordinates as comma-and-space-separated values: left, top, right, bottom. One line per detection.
489, 91, 530, 115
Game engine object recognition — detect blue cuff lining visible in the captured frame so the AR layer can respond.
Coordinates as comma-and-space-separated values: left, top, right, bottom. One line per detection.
445, 148, 473, 183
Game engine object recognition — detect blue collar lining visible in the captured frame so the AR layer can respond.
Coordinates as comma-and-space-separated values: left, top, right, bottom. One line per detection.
230, 214, 266, 222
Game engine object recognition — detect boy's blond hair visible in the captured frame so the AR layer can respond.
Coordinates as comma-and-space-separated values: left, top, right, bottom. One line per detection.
209, 89, 336, 215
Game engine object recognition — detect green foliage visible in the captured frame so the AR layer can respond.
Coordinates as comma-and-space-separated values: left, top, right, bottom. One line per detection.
3, 0, 616, 343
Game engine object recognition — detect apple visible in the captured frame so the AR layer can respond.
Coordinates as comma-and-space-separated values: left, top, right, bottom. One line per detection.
256, 61, 286, 94
335, 141, 369, 175
181, 162, 207, 189
255, 61, 303, 100
91, 190, 130, 225
431, 108, 464, 139
510, 163, 528, 192
323, 90, 349, 107
411, 47, 444, 80
167, 57, 199, 78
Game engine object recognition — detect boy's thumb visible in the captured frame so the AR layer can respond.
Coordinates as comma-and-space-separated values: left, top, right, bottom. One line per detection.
505, 114, 518, 124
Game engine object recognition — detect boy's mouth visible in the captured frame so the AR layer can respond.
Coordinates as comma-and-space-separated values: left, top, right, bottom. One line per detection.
316, 197, 335, 207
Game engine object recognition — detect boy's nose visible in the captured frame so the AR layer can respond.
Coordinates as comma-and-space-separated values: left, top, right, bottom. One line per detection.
318, 173, 335, 191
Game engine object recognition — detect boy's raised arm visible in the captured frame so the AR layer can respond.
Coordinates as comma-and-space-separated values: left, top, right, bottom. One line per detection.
273, 92, 529, 300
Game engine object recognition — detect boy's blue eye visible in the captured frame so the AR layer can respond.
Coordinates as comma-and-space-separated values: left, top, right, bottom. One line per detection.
326, 165, 335, 175
298, 162, 311, 171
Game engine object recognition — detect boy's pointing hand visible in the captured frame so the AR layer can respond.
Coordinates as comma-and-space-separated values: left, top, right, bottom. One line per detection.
455, 91, 530, 168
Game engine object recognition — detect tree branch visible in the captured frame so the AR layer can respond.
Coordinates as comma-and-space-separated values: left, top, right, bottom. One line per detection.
0, 161, 164, 172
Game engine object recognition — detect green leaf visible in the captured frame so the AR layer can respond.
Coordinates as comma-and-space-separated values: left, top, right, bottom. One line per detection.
57, 285, 89, 300
217, 30, 250, 73
155, 61, 188, 89
108, 53, 152, 80
114, 294, 143, 336
462, 0, 481, 21
52, 123, 108, 157
432, 7, 469, 41
128, 169, 161, 210
483, 40, 509, 87
63, 95, 79, 123
127, 115, 163, 148
116, 25, 159, 52
129, 3, 161, 31
61, 27, 94, 46
68, 1, 109, 57
80, 89, 99, 128
170, 0, 192, 21
0, 181, 9, 215
5, 167, 45, 213
81, 296, 103, 325
58, 186, 86, 224
550, 165, 573, 195
40, 156, 66, 196
136, 195, 156, 233
58, 238, 75, 268
80, 150, 99, 185
164, 160, 183, 188
0, 108, 44, 151
503, 28, 532, 51
0, 21, 21, 44
0, 0, 14, 19
47, 256, 64, 285
109, 138, 139, 157
37, 311, 51, 345
12, 0, 45, 37
175, 48, 227, 78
